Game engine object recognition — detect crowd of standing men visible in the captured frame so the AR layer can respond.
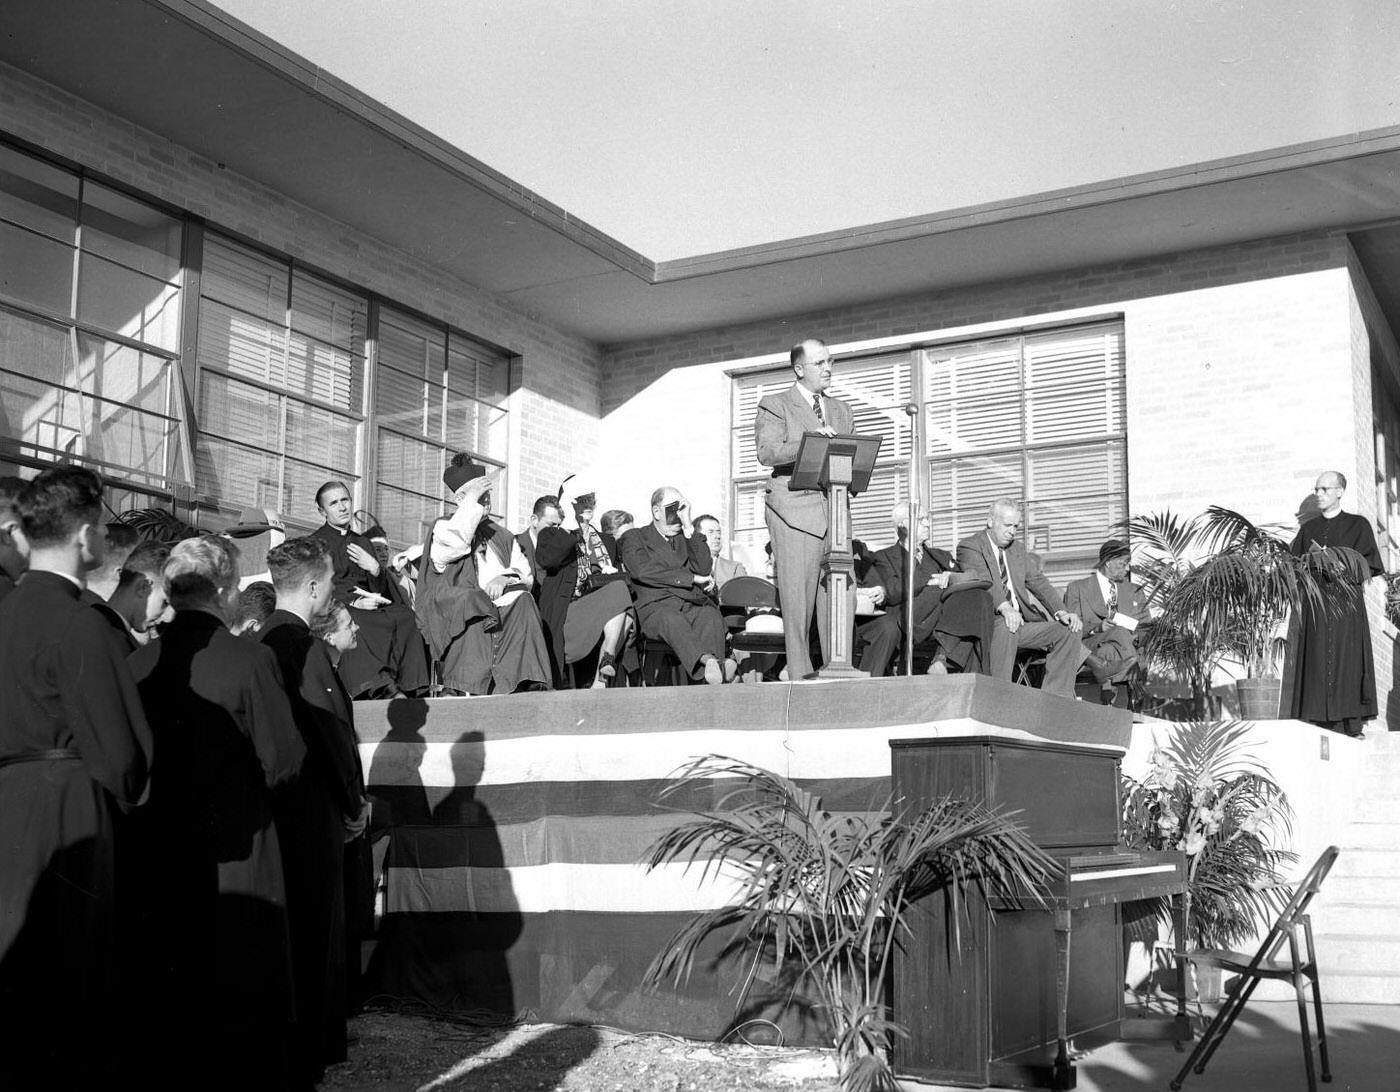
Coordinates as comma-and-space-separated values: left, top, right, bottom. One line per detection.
0, 465, 370, 1091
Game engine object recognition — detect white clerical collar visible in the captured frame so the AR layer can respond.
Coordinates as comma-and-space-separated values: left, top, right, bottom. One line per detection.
1321, 509, 1342, 519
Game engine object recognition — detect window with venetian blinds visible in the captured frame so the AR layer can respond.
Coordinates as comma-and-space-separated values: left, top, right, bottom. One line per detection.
194, 234, 366, 530
0, 143, 188, 496
730, 323, 1126, 579
373, 305, 510, 550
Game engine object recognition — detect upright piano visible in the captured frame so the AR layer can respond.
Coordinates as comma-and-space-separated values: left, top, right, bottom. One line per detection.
890, 734, 1188, 1090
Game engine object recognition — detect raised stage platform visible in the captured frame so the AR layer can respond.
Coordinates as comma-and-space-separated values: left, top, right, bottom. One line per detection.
355, 674, 1129, 1037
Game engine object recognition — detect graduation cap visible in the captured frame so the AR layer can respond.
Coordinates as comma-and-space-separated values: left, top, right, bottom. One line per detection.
571, 492, 597, 514
223, 506, 286, 539
444, 458, 489, 494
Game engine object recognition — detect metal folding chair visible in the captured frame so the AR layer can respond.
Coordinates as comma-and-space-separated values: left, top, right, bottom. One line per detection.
1171, 845, 1340, 1092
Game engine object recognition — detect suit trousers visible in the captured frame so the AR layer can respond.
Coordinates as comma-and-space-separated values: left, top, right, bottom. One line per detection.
637, 599, 725, 677
766, 505, 854, 678
988, 616, 1087, 698
1081, 626, 1138, 680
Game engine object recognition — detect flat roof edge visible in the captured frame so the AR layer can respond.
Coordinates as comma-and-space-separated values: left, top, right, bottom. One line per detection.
654, 124, 1400, 282
155, 0, 657, 281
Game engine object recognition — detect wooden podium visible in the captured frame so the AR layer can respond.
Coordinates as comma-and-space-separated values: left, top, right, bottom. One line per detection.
790, 431, 882, 679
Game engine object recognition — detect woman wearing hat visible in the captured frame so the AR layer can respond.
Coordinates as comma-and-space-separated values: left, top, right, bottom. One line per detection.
535, 483, 635, 688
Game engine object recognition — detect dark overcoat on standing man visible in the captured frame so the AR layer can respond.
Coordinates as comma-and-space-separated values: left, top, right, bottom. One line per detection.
0, 571, 153, 1088
260, 608, 367, 1086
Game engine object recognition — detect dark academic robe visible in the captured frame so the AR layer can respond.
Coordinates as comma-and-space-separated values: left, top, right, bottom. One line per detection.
260, 609, 365, 1086
0, 571, 153, 1088
415, 518, 553, 695
308, 522, 429, 698
1289, 511, 1384, 728
0, 571, 15, 604
127, 611, 306, 1089
82, 586, 138, 656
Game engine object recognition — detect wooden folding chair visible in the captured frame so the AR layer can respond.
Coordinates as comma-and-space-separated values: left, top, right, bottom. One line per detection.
1171, 845, 1340, 1092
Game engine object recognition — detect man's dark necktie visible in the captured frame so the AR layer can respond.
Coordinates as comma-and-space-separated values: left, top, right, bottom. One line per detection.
997, 548, 1019, 612
812, 393, 824, 423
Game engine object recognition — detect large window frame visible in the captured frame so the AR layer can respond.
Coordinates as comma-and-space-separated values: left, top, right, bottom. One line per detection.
0, 136, 515, 539
0, 140, 191, 506
372, 303, 511, 550
729, 321, 1128, 583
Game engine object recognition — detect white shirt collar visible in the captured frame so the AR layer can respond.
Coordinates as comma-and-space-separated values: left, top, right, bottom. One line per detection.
1095, 570, 1113, 599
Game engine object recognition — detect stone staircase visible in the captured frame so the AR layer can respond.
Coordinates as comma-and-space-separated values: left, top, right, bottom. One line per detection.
1313, 730, 1400, 1004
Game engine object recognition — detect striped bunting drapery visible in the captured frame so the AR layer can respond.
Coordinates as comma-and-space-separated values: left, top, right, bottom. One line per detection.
356, 675, 1128, 1038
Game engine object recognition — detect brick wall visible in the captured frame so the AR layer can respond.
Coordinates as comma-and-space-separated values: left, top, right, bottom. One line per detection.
596, 231, 1400, 724
0, 61, 601, 528
1346, 245, 1400, 729
600, 232, 1356, 530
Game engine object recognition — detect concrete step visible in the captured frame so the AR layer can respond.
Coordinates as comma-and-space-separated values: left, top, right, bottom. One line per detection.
1339, 820, 1400, 849
1246, 971, 1400, 1004
1361, 730, 1400, 754
1333, 847, 1400, 878
1311, 899, 1400, 933
1314, 934, 1400, 974
1322, 873, 1400, 902
1355, 772, 1400, 795
1354, 794, 1400, 822
1323, 972, 1400, 1004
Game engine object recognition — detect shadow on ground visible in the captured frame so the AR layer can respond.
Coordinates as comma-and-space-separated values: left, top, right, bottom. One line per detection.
1079, 1001, 1400, 1092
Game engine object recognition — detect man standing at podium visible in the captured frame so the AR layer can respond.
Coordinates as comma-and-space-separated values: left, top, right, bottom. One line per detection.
754, 338, 855, 679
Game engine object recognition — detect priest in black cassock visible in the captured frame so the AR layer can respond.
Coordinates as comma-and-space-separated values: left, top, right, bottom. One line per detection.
0, 465, 153, 1089
261, 535, 370, 1088
127, 534, 307, 1089
1289, 470, 1385, 737
308, 480, 429, 699
0, 475, 29, 604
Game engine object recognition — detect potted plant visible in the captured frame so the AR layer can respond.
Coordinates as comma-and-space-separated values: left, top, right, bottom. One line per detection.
1130, 506, 1328, 719
642, 755, 1057, 1092
1121, 720, 1295, 1000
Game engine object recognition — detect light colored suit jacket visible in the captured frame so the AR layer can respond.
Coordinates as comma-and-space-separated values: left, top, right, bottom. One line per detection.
955, 530, 1067, 621
1063, 573, 1149, 638
712, 555, 748, 588
754, 384, 856, 536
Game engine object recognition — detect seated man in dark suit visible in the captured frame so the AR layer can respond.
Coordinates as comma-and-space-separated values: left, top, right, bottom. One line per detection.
618, 486, 735, 685
857, 503, 994, 677
956, 498, 1113, 698
308, 480, 429, 699
1063, 538, 1148, 697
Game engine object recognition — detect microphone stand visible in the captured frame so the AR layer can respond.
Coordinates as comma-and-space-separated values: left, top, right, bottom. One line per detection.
902, 400, 920, 678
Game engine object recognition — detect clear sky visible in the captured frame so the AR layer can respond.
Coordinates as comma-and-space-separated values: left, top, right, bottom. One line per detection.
214, 0, 1400, 260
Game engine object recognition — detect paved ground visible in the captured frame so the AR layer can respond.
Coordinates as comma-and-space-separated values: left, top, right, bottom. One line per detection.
325, 1001, 1399, 1091
992, 1001, 1400, 1092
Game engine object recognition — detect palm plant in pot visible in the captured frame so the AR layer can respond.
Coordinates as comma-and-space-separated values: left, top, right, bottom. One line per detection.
642, 755, 1058, 1092
1121, 720, 1295, 1001
1130, 506, 1327, 719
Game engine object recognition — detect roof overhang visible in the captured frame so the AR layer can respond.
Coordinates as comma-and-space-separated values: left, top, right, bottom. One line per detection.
4, 0, 1400, 346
